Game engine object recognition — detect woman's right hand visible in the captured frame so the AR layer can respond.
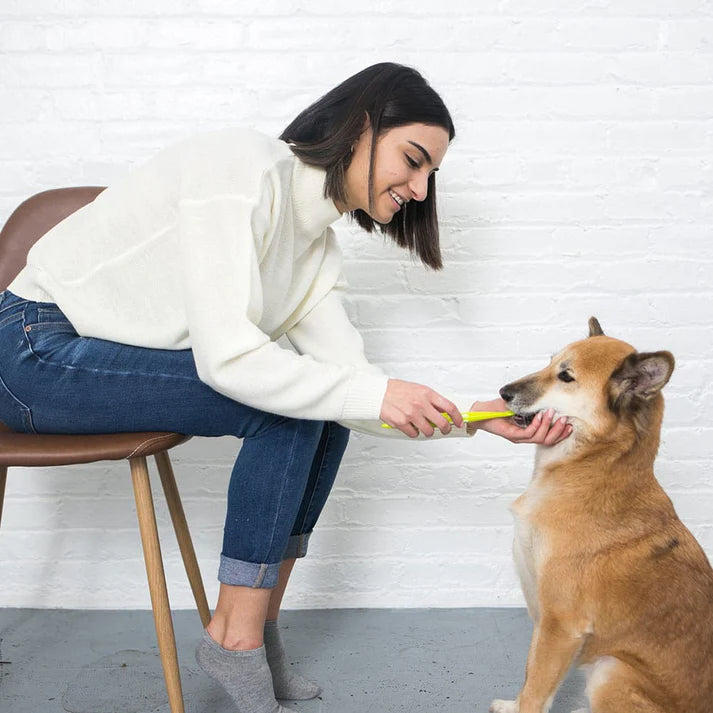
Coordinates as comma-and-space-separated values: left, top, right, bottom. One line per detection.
379, 378, 463, 438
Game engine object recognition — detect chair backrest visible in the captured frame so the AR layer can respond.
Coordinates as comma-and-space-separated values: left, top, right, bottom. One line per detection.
0, 186, 105, 291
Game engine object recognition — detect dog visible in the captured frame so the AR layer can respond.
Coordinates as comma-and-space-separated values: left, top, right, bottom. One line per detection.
489, 318, 713, 713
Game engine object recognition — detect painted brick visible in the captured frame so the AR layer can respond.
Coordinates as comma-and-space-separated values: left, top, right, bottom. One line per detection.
0, 2, 711, 611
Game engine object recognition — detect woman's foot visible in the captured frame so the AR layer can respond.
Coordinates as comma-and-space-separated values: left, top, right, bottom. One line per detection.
263, 619, 321, 700
195, 630, 290, 713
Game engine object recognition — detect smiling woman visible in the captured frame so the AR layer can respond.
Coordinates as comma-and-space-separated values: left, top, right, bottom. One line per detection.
281, 62, 455, 270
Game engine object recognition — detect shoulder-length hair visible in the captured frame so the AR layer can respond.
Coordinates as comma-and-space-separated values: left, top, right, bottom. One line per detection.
279, 62, 455, 270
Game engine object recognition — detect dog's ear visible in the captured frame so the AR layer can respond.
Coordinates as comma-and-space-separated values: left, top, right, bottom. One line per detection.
588, 317, 605, 337
609, 351, 675, 409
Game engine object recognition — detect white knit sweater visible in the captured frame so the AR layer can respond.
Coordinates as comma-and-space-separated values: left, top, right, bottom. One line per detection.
9, 128, 472, 439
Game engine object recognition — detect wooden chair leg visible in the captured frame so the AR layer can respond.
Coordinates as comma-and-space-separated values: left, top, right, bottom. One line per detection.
0, 465, 7, 529
154, 450, 212, 628
129, 456, 185, 713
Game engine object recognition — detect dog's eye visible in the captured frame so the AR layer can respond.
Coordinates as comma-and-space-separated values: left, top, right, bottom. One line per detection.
558, 371, 575, 383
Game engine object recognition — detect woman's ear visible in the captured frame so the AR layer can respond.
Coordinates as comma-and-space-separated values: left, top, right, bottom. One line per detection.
353, 113, 372, 150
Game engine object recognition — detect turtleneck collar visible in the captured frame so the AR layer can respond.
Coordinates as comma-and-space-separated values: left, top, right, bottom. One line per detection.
291, 156, 343, 238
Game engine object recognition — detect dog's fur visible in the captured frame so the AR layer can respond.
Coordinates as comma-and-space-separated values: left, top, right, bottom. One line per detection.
490, 318, 713, 713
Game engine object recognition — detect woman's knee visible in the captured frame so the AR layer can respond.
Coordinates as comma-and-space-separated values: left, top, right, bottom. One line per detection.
237, 410, 325, 444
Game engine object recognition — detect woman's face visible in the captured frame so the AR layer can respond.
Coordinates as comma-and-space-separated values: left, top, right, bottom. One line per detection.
340, 122, 450, 223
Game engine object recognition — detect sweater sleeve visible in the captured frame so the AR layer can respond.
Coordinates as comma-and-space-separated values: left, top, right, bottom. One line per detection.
339, 403, 477, 439
286, 290, 474, 439
177, 193, 388, 421
284, 271, 474, 440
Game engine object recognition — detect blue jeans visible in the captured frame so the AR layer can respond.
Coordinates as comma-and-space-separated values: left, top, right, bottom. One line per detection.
0, 290, 350, 588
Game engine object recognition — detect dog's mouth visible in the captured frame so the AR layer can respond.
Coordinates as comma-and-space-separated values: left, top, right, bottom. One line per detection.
512, 411, 537, 428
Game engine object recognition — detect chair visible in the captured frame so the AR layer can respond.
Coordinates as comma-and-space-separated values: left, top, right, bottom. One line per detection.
0, 187, 211, 713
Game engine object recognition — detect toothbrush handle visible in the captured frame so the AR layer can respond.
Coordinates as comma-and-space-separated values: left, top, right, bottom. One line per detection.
381, 410, 514, 429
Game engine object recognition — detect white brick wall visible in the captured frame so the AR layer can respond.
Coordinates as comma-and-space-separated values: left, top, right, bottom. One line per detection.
1, 1, 711, 610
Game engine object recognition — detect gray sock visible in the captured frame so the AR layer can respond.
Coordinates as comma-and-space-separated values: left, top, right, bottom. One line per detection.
263, 619, 321, 700
195, 631, 289, 713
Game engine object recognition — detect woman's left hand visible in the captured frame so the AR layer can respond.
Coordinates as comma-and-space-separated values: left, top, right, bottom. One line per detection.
469, 398, 572, 445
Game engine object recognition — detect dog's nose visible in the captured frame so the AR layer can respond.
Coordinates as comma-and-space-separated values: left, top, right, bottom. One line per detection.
499, 386, 514, 403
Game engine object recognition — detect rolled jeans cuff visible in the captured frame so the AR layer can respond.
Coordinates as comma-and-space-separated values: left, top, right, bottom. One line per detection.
218, 554, 281, 589
283, 531, 312, 559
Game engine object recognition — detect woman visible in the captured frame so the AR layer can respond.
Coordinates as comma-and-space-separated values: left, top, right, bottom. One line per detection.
0, 63, 570, 712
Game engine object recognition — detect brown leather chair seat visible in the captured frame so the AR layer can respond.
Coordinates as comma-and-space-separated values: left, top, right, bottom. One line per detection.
0, 427, 191, 466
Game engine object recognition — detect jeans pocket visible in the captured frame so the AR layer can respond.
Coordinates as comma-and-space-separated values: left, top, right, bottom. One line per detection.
0, 372, 35, 433
22, 304, 85, 365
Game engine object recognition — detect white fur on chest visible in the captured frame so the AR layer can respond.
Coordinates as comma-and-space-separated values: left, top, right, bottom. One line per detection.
510, 476, 550, 621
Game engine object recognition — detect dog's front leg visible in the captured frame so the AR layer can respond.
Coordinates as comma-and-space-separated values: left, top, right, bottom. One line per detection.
491, 615, 586, 713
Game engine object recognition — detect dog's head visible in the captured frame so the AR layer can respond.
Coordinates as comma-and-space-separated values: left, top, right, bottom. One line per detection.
499, 318, 675, 444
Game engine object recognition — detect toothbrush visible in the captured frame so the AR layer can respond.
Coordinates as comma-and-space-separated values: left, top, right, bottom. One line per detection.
381, 410, 514, 429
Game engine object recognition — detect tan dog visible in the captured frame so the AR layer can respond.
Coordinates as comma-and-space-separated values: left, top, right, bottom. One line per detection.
490, 318, 713, 713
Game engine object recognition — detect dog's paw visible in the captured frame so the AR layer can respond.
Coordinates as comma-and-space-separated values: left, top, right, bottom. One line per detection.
489, 700, 519, 713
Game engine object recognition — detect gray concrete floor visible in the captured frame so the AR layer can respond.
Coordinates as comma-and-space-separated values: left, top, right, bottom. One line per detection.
0, 608, 588, 713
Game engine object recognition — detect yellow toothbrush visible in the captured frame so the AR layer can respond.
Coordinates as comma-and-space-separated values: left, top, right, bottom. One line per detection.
381, 410, 514, 429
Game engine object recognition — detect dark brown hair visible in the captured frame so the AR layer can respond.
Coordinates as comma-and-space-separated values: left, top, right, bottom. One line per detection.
279, 62, 455, 270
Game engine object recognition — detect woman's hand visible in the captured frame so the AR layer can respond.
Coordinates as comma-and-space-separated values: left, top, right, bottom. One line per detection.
380, 379, 464, 438
469, 398, 572, 445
